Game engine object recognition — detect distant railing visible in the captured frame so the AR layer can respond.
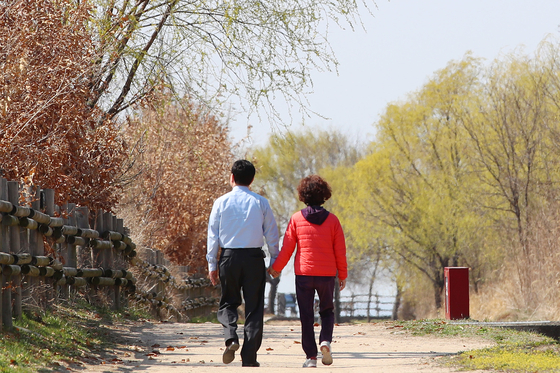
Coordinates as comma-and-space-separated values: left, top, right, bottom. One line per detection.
273, 291, 395, 320
339, 293, 395, 319
0, 177, 217, 331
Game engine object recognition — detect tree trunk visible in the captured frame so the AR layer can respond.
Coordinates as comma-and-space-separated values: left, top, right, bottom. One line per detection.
392, 283, 402, 320
334, 276, 341, 323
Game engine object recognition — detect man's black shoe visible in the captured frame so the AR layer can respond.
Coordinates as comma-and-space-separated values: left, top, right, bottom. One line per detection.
242, 361, 260, 367
223, 341, 240, 364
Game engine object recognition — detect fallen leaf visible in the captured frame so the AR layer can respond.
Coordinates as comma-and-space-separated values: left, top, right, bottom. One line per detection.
166, 346, 175, 351
293, 341, 301, 344
313, 323, 319, 327
266, 347, 274, 351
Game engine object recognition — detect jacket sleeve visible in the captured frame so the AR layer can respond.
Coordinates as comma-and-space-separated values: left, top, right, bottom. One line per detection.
272, 215, 297, 272
332, 216, 348, 280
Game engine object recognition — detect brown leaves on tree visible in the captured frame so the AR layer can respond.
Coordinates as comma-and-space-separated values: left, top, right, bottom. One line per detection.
120, 95, 232, 272
0, 0, 126, 211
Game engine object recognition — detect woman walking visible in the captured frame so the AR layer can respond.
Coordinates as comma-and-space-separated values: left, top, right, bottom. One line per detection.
268, 175, 347, 368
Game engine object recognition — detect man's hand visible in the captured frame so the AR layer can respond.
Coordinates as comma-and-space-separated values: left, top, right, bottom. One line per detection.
339, 279, 346, 291
209, 270, 219, 286
267, 267, 280, 278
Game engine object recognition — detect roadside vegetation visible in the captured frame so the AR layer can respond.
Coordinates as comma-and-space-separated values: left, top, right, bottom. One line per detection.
0, 300, 151, 372
397, 319, 560, 372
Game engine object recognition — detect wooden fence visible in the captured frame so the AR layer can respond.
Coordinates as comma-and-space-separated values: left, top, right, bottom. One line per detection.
0, 178, 217, 331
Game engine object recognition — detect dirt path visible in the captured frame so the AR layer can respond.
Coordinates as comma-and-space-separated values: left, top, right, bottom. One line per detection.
71, 320, 495, 373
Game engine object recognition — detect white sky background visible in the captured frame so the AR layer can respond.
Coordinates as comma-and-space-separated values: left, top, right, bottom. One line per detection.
229, 0, 560, 149
251, 0, 560, 301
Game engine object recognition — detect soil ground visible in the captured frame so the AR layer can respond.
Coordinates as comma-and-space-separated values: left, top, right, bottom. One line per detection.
69, 319, 495, 373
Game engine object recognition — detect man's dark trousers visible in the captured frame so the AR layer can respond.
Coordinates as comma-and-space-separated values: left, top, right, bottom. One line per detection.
218, 248, 266, 365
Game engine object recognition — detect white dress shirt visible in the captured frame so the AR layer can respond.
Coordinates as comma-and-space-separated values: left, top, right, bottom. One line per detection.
206, 186, 279, 271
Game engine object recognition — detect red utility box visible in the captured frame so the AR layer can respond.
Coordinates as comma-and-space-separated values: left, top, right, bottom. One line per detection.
444, 267, 469, 320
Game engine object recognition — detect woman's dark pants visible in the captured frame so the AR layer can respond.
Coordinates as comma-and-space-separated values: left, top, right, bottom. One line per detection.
295, 275, 335, 359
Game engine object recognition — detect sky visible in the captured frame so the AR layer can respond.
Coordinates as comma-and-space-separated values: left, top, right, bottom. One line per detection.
246, 0, 560, 298
229, 0, 560, 149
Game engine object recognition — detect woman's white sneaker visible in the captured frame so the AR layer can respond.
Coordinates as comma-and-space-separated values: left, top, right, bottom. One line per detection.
303, 357, 317, 367
320, 341, 333, 365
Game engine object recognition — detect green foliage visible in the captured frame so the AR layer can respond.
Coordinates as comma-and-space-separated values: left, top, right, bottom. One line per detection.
396, 319, 560, 372
89, 0, 375, 123
188, 313, 219, 324
336, 56, 495, 311
346, 319, 560, 372
454, 345, 560, 372
251, 127, 363, 229
396, 319, 554, 344
336, 39, 560, 317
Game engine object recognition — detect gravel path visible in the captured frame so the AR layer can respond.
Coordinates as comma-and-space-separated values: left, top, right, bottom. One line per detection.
70, 320, 495, 373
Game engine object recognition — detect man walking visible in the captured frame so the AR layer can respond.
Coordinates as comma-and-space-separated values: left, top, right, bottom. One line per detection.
207, 160, 280, 367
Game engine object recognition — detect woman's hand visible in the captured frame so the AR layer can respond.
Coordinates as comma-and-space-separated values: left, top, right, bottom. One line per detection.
267, 267, 281, 278
339, 279, 346, 291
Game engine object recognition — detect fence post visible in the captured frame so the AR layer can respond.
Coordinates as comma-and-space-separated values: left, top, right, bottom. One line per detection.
116, 218, 125, 309
1, 177, 12, 329
20, 185, 32, 310
93, 210, 104, 268
59, 202, 70, 299
66, 204, 77, 269
0, 178, 7, 329
75, 206, 90, 268
90, 210, 104, 305
43, 189, 56, 307
29, 185, 45, 308
7, 181, 22, 320
103, 212, 116, 310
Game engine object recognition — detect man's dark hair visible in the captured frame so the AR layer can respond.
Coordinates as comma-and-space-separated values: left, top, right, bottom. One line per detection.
297, 175, 332, 206
231, 160, 256, 186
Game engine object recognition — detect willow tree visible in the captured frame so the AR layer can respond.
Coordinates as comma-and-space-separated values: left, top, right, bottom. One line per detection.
89, 0, 375, 123
338, 56, 499, 315
461, 43, 560, 312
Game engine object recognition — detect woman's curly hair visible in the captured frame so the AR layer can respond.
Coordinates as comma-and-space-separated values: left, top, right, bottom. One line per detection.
297, 175, 332, 206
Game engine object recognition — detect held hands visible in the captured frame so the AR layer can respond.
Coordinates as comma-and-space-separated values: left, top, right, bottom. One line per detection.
267, 267, 281, 278
209, 270, 219, 286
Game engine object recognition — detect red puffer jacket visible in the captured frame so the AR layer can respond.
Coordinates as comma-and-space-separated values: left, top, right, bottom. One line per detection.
272, 210, 347, 280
